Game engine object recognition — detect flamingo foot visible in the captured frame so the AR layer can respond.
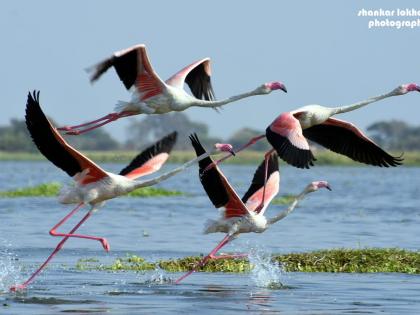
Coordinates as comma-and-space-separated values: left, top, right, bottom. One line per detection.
10, 284, 27, 292
101, 238, 110, 252
65, 130, 81, 135
57, 112, 124, 135
57, 126, 73, 132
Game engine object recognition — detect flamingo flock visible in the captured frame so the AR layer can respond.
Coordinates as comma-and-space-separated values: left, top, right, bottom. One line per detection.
9, 43, 419, 290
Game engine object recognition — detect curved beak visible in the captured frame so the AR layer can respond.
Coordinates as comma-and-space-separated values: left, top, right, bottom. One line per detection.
416, 85, 420, 92
281, 85, 287, 93
326, 184, 332, 191
229, 149, 236, 156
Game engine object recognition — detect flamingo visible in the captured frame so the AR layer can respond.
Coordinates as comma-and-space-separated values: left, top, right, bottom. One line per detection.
211, 83, 420, 170
58, 44, 287, 135
174, 135, 330, 284
10, 91, 235, 291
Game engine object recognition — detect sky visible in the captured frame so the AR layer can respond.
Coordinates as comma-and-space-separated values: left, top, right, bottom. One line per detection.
1, 0, 419, 141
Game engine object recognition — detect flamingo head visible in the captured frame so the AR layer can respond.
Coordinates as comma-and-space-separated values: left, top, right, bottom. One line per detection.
257, 81, 287, 94
214, 143, 235, 156
395, 83, 420, 95
306, 181, 332, 193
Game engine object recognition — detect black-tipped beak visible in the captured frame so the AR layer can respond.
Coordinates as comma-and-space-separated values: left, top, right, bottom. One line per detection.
229, 149, 236, 156
281, 86, 287, 93
416, 86, 420, 92
326, 185, 332, 191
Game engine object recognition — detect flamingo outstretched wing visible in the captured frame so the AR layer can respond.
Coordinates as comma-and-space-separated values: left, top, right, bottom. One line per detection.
267, 112, 316, 169
87, 44, 166, 101
303, 118, 403, 167
119, 132, 177, 179
166, 58, 215, 101
25, 91, 108, 184
190, 134, 249, 218
241, 152, 280, 215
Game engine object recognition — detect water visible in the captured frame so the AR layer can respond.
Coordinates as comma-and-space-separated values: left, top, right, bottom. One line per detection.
1, 161, 420, 314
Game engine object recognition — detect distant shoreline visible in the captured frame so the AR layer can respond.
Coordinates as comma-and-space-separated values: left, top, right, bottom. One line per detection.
1, 150, 419, 166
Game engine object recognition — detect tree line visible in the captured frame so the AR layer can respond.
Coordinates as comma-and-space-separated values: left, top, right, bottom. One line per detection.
1, 113, 419, 152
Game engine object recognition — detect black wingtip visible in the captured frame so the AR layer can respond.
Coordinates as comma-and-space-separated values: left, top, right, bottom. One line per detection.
25, 90, 42, 123
266, 127, 315, 169
86, 56, 116, 84
189, 133, 206, 157
27, 90, 40, 105
119, 131, 178, 176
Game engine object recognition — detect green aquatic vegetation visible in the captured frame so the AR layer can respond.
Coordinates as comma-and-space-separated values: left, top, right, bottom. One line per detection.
126, 187, 183, 197
80, 248, 420, 274
271, 194, 296, 205
0, 182, 61, 197
277, 248, 420, 273
0, 183, 183, 198
158, 256, 250, 273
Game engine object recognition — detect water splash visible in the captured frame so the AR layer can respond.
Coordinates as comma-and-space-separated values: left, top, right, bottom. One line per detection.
0, 240, 22, 292
140, 268, 173, 286
248, 247, 284, 289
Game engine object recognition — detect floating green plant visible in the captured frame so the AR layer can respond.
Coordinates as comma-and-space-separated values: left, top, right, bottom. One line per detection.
0, 182, 61, 197
0, 183, 183, 198
76, 248, 420, 274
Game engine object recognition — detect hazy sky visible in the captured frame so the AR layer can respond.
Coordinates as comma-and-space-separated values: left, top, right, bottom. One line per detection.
1, 0, 419, 141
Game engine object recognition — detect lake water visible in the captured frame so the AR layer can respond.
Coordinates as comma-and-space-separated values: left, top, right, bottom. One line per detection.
0, 161, 419, 314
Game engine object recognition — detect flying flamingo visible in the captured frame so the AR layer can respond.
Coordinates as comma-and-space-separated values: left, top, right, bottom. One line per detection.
211, 83, 420, 170
174, 135, 330, 284
58, 44, 287, 135
10, 91, 235, 291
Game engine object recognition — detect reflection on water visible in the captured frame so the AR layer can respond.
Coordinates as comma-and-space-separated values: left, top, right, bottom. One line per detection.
0, 162, 420, 314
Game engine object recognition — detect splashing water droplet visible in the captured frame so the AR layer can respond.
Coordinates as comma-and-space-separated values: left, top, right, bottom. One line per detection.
140, 268, 173, 286
248, 247, 284, 289
0, 240, 22, 292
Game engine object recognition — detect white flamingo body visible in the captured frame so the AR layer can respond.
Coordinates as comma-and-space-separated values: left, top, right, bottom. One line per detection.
123, 84, 197, 114
204, 212, 268, 235
58, 173, 133, 205
291, 105, 334, 129
59, 44, 286, 135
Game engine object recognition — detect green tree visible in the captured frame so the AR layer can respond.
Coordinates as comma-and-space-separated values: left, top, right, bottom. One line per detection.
367, 120, 420, 150
65, 129, 120, 151
0, 118, 120, 152
0, 119, 34, 152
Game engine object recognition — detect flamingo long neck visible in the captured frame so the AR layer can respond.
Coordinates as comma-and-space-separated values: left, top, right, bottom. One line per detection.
331, 90, 398, 115
195, 89, 261, 108
131, 151, 215, 190
267, 190, 309, 225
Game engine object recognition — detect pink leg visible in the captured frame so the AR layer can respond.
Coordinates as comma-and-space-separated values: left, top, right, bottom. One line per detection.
174, 234, 234, 284
204, 135, 266, 173
10, 210, 96, 292
49, 202, 84, 233
253, 149, 275, 213
48, 203, 109, 251
49, 230, 110, 252
58, 111, 136, 135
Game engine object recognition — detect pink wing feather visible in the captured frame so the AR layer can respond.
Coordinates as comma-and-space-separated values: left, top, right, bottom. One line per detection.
266, 112, 316, 169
